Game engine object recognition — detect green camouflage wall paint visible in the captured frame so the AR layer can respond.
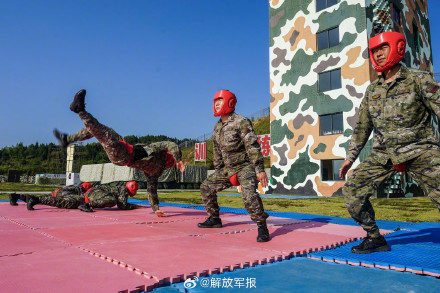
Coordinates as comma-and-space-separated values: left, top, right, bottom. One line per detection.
269, 0, 433, 196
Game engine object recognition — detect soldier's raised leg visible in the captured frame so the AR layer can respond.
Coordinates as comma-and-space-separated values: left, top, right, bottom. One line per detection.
343, 157, 396, 253
53, 127, 94, 148
237, 164, 270, 242
70, 89, 129, 166
198, 169, 231, 228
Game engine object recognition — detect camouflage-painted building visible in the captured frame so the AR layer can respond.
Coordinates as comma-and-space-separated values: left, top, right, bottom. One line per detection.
269, 0, 433, 196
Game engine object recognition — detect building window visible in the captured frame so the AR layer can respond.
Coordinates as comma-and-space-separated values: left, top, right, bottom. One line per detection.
413, 23, 421, 54
393, 6, 402, 31
316, 0, 339, 12
320, 112, 343, 136
317, 27, 339, 50
321, 159, 345, 181
318, 68, 341, 92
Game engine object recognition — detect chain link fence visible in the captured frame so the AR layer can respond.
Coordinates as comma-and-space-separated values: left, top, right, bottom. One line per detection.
248, 106, 270, 122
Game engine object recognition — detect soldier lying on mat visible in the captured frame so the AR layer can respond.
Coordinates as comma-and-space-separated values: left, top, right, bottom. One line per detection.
9, 182, 93, 210
10, 181, 142, 212
53, 89, 186, 217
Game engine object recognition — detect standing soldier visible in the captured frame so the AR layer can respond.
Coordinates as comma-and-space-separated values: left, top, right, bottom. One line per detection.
24, 182, 94, 212
197, 90, 270, 242
53, 89, 186, 217
339, 29, 440, 254
25, 181, 141, 212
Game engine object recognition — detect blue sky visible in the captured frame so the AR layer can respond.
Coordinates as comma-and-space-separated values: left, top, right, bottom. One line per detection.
0, 0, 439, 149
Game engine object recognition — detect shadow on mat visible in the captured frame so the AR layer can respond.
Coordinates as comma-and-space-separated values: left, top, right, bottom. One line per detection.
269, 219, 331, 239
386, 228, 440, 245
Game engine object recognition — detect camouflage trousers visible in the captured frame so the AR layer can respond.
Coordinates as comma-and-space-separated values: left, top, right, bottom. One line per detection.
343, 150, 440, 237
77, 111, 129, 166
39, 194, 85, 209
200, 164, 269, 223
66, 127, 94, 143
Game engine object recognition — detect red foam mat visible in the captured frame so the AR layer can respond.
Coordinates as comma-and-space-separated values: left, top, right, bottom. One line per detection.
0, 202, 380, 292
0, 246, 156, 293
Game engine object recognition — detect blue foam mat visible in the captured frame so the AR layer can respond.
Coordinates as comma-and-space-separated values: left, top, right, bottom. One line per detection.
151, 258, 440, 293
308, 225, 440, 275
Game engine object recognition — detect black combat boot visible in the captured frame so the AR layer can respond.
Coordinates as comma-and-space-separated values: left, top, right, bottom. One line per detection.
53, 129, 69, 148
9, 193, 20, 206
70, 89, 86, 113
198, 216, 222, 228
9, 193, 27, 205
256, 221, 270, 242
351, 235, 391, 254
78, 203, 94, 213
26, 195, 40, 211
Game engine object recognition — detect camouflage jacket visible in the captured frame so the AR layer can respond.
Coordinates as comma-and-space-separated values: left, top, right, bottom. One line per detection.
346, 65, 440, 165
129, 141, 182, 178
86, 186, 136, 210
213, 112, 265, 177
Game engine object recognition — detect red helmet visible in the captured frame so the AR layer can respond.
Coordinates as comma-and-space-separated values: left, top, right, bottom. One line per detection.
165, 152, 176, 168
213, 90, 237, 117
369, 31, 406, 72
81, 182, 92, 191
126, 181, 139, 197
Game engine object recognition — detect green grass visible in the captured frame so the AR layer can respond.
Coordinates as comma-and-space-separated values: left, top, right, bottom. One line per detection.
1, 184, 438, 223
0, 182, 62, 192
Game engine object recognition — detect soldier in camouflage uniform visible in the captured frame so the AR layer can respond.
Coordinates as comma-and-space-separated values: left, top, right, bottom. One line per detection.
9, 183, 92, 207
26, 181, 141, 212
54, 89, 186, 217
339, 30, 440, 254
25, 182, 93, 211
197, 90, 270, 242
83, 181, 141, 211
